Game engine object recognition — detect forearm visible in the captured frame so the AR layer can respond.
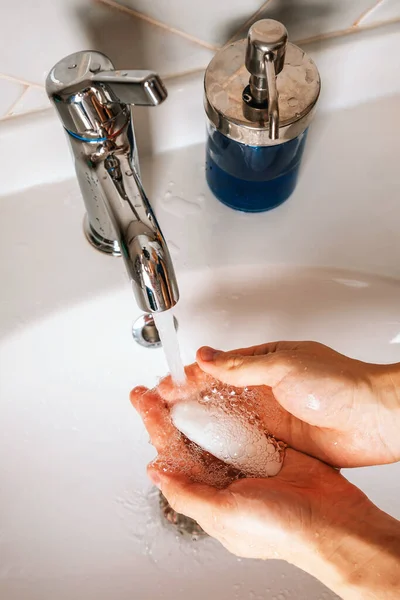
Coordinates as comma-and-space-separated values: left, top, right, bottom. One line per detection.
299, 502, 400, 600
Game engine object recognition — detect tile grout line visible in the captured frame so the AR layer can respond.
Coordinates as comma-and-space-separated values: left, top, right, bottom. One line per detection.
5, 85, 29, 118
0, 72, 45, 89
94, 0, 219, 51
294, 16, 400, 47
163, 66, 207, 82
224, 0, 273, 45
0, 105, 53, 123
353, 0, 385, 27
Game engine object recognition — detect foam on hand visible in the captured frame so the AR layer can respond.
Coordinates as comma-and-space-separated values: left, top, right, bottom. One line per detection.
170, 390, 285, 478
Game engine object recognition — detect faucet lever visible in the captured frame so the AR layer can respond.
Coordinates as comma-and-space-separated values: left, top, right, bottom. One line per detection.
92, 70, 167, 106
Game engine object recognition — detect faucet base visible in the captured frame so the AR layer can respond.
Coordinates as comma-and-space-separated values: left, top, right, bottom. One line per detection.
132, 313, 179, 348
83, 214, 121, 257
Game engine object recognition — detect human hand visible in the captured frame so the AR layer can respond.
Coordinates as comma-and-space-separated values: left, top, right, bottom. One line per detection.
130, 377, 366, 564
131, 377, 400, 600
196, 341, 400, 467
130, 378, 240, 491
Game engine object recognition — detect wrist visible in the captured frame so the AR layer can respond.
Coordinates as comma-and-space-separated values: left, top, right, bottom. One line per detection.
369, 362, 400, 406
368, 362, 400, 462
302, 499, 400, 599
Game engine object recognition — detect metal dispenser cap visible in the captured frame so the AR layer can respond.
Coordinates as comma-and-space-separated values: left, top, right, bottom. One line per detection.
204, 19, 321, 146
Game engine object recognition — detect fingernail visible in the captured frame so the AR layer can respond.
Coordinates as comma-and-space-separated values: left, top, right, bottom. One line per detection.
149, 471, 161, 489
199, 346, 218, 362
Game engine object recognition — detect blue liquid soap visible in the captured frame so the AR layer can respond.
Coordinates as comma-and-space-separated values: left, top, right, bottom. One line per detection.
206, 126, 308, 213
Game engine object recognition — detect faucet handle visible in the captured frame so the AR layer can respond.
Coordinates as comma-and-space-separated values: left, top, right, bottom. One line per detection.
46, 50, 167, 137
91, 69, 167, 106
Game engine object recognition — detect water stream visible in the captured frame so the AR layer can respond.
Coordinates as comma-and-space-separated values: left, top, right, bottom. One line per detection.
153, 311, 187, 384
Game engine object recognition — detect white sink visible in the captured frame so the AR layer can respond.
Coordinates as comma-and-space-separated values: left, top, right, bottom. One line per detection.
1, 253, 400, 599
1, 95, 400, 599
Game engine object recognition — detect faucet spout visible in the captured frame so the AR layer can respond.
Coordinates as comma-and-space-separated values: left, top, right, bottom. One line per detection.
46, 50, 179, 313
101, 152, 179, 312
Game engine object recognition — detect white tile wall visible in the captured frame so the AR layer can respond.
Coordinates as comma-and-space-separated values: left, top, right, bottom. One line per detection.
0, 79, 25, 116
231, 0, 380, 42
360, 0, 400, 25
8, 87, 51, 117
0, 0, 399, 120
115, 0, 265, 46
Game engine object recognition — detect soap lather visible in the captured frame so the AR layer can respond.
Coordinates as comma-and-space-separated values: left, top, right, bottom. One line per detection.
204, 19, 321, 212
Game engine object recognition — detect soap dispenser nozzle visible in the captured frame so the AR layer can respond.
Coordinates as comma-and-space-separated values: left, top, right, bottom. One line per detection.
244, 19, 288, 139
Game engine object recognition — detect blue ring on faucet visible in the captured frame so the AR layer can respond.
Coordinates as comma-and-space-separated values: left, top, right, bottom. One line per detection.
65, 128, 108, 143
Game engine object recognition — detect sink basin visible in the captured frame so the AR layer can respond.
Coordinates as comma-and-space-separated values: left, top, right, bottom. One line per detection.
1, 259, 400, 600
1, 94, 400, 598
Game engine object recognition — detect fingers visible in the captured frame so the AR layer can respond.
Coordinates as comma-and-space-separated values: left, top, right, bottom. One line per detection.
149, 466, 220, 524
157, 362, 211, 403
130, 386, 179, 451
198, 342, 297, 362
196, 346, 292, 388
130, 385, 149, 406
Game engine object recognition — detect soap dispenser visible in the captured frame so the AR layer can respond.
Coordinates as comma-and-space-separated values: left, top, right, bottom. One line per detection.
204, 19, 321, 212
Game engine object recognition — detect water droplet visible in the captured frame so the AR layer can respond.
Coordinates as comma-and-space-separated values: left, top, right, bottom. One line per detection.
288, 97, 298, 107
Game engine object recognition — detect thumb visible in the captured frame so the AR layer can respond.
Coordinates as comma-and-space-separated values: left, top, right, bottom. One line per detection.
196, 346, 291, 388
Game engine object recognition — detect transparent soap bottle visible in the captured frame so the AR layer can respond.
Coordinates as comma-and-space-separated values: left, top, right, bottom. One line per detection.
204, 19, 321, 212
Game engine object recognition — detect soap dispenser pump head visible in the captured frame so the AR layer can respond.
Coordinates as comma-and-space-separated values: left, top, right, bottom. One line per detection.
244, 19, 288, 139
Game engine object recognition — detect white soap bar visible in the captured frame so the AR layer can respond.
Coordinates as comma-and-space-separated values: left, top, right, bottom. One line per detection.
171, 400, 283, 478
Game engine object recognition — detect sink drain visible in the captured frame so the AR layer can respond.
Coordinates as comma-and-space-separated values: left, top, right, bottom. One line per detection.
159, 492, 207, 540
132, 313, 178, 348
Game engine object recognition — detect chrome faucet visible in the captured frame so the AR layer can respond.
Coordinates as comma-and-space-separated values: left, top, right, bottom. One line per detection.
46, 50, 179, 313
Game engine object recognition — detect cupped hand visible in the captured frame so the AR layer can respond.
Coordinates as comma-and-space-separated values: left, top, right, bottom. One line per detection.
130, 378, 240, 491
130, 377, 370, 567
196, 341, 400, 467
